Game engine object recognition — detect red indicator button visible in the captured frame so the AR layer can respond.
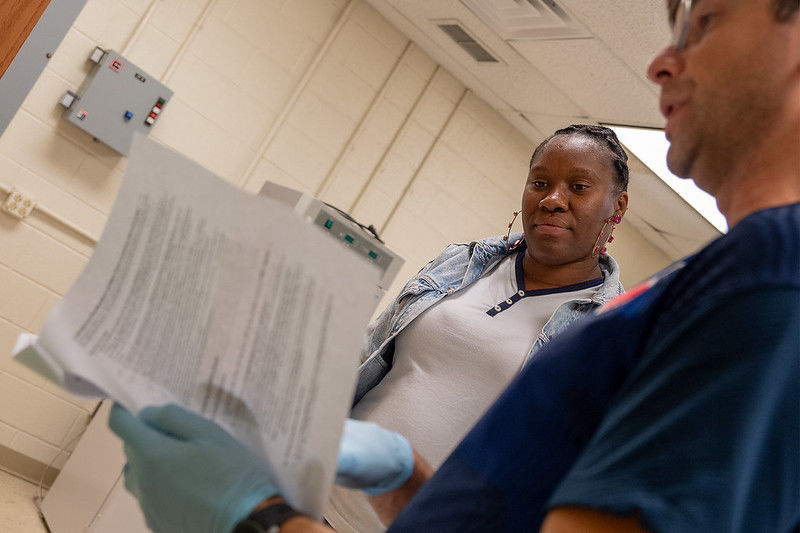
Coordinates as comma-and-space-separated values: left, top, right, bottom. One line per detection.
110, 58, 123, 72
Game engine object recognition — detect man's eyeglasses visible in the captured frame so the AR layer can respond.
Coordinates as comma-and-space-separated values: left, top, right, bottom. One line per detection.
673, 0, 693, 50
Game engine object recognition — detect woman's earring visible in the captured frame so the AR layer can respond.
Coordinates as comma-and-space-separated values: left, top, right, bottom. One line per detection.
503, 211, 520, 242
592, 214, 621, 257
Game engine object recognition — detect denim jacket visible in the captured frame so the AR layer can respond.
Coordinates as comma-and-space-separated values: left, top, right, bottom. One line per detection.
353, 233, 624, 406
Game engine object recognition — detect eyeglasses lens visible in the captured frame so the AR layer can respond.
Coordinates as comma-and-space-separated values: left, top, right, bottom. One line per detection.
673, 0, 692, 50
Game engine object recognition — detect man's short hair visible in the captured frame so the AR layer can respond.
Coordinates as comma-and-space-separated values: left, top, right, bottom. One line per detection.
667, 0, 799, 25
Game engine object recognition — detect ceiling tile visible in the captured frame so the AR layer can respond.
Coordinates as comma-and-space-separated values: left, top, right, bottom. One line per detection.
560, 0, 671, 88
510, 38, 663, 126
522, 113, 595, 138
497, 109, 546, 142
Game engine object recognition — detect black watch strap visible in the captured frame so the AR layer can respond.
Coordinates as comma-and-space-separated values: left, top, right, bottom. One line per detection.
232, 502, 301, 533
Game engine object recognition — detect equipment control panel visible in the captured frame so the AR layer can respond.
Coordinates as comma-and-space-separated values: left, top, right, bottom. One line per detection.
258, 181, 404, 294
60, 48, 173, 155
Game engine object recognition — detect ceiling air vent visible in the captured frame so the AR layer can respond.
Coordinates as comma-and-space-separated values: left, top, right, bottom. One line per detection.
461, 0, 592, 41
437, 23, 499, 63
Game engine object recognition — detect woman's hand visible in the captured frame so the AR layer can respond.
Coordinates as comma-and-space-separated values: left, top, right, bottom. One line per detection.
335, 419, 414, 495
336, 419, 433, 526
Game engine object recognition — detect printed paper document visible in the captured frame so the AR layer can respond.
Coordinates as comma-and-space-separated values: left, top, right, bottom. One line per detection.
13, 136, 380, 518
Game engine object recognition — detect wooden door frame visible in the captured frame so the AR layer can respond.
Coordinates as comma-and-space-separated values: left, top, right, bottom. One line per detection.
0, 0, 88, 138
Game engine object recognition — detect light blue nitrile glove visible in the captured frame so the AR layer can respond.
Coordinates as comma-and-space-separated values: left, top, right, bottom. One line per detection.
335, 419, 414, 495
108, 403, 278, 533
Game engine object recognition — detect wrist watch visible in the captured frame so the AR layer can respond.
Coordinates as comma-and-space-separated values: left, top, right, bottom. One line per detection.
232, 502, 302, 533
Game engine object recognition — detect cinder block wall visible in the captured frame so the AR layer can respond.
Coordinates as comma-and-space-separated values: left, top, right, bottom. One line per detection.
0, 0, 670, 483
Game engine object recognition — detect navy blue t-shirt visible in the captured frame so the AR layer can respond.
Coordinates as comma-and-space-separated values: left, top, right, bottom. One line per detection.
387, 203, 800, 532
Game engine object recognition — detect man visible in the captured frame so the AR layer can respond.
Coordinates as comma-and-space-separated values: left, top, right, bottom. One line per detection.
110, 0, 800, 531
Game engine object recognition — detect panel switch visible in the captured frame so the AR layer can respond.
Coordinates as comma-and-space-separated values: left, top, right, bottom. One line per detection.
90, 47, 105, 64
59, 91, 77, 108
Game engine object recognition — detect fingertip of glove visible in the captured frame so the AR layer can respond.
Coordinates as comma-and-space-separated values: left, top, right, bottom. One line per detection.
396, 435, 414, 487
363, 434, 414, 496
110, 401, 129, 418
108, 403, 136, 436
388, 430, 414, 475
335, 450, 355, 476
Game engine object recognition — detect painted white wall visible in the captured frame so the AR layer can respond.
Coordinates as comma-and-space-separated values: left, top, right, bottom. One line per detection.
0, 0, 670, 481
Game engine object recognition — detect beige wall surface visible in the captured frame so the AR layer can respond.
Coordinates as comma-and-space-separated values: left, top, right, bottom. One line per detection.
0, 0, 669, 482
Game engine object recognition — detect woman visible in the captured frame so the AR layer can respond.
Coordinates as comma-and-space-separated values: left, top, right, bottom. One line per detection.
326, 124, 630, 532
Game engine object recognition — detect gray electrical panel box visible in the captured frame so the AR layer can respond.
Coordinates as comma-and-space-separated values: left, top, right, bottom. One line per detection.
62, 49, 172, 155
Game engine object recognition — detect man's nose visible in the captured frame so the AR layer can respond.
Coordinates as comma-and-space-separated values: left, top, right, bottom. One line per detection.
647, 45, 683, 84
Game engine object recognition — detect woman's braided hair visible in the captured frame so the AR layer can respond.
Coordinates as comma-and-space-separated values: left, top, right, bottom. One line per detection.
529, 124, 630, 191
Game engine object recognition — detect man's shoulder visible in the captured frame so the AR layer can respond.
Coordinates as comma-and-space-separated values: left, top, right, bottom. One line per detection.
702, 201, 800, 284
665, 203, 799, 309
631, 202, 799, 353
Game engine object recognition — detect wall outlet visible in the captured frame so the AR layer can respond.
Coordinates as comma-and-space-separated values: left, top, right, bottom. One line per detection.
2, 187, 36, 219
